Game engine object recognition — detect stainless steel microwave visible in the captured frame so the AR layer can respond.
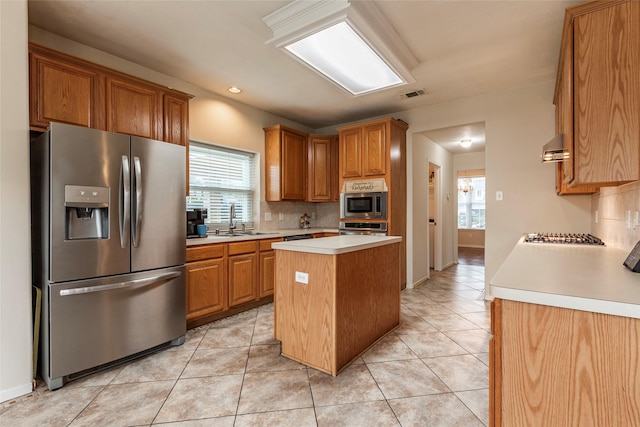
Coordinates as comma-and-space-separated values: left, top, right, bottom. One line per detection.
340, 192, 388, 219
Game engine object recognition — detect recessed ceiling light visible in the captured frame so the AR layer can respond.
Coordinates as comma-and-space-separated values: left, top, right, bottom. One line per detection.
460, 139, 472, 148
263, 0, 417, 97
284, 22, 403, 96
228, 87, 242, 94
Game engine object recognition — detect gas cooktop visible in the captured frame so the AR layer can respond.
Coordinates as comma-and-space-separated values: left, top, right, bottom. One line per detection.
524, 233, 605, 246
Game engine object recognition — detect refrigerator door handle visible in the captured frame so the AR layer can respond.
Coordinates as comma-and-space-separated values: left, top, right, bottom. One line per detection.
59, 271, 181, 296
120, 155, 131, 249
132, 156, 143, 248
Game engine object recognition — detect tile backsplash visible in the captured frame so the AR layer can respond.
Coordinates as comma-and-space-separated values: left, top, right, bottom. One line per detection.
591, 180, 640, 251
258, 201, 339, 230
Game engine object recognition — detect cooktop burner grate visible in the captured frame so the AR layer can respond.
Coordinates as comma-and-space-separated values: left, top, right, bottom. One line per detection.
524, 233, 605, 245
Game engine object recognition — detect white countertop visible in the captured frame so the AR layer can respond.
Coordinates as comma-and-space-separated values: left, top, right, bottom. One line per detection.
272, 235, 402, 255
491, 236, 640, 319
186, 228, 338, 247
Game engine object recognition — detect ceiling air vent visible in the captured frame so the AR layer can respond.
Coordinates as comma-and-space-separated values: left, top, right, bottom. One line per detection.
403, 89, 426, 98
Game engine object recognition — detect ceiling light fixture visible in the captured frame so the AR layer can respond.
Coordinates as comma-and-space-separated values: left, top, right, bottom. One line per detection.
263, 0, 417, 96
460, 139, 472, 148
228, 87, 242, 94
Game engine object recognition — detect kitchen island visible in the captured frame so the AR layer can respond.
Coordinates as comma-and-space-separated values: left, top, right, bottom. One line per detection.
489, 237, 640, 426
272, 235, 402, 376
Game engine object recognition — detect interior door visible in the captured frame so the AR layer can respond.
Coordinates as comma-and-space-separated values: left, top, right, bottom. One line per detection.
130, 136, 186, 272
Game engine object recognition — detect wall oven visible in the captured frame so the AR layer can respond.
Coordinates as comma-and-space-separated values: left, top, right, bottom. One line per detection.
340, 192, 388, 219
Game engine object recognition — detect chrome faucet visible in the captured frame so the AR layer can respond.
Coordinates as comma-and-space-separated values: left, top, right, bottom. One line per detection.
229, 203, 237, 233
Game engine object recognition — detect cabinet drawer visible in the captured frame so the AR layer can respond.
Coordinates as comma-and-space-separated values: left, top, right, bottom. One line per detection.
186, 244, 225, 262
259, 238, 283, 251
228, 241, 258, 256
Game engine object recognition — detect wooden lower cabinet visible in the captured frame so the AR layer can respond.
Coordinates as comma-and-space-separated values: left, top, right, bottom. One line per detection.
490, 298, 640, 426
259, 238, 282, 297
187, 239, 280, 328
228, 254, 258, 307
186, 258, 226, 321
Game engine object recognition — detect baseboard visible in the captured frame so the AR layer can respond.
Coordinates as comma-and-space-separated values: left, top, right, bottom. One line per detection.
441, 261, 454, 270
409, 275, 429, 289
0, 382, 33, 404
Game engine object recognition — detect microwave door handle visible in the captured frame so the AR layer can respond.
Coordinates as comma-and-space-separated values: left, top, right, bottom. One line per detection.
119, 155, 130, 249
132, 156, 143, 248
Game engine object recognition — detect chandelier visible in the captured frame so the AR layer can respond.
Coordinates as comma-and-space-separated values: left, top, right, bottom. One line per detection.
458, 178, 474, 194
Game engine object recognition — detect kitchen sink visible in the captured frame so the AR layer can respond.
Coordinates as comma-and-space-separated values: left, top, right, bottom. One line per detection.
212, 231, 279, 237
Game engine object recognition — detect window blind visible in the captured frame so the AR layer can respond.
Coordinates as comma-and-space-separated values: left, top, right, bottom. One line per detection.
187, 141, 256, 227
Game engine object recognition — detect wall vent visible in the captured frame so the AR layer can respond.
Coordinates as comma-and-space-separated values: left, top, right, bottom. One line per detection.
403, 89, 426, 98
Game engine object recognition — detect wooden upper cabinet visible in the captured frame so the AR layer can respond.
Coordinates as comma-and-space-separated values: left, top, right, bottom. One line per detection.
163, 94, 190, 146
264, 125, 307, 201
308, 135, 338, 202
340, 128, 362, 179
28, 43, 192, 145
556, 0, 640, 188
29, 46, 105, 130
106, 76, 162, 139
338, 121, 388, 181
363, 122, 387, 177
555, 33, 598, 196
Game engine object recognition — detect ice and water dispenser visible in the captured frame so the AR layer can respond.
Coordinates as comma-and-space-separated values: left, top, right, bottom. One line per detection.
64, 185, 110, 240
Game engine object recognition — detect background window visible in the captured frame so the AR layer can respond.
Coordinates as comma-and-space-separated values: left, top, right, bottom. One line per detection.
187, 141, 256, 228
458, 176, 485, 229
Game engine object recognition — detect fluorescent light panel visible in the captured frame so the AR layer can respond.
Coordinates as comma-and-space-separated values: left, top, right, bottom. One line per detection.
285, 22, 404, 96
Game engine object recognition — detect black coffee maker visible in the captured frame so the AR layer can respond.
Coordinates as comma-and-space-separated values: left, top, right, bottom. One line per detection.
186, 208, 208, 238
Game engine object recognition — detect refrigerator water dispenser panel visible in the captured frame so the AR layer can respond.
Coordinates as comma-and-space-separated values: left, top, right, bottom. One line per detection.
64, 185, 109, 240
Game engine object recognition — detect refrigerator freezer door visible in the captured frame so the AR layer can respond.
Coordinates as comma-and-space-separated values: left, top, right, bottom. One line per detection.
47, 266, 186, 380
48, 123, 131, 282
130, 137, 186, 272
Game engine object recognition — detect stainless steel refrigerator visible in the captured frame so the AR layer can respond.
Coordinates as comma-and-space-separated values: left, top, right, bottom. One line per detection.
31, 122, 186, 390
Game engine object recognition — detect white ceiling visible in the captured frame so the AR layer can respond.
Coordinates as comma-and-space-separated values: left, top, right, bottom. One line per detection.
28, 0, 581, 148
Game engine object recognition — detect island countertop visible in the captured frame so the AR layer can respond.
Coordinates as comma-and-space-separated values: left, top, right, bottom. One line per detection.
272, 235, 402, 255
490, 236, 640, 319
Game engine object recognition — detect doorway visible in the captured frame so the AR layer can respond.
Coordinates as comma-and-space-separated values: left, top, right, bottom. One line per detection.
427, 162, 442, 273
456, 170, 486, 267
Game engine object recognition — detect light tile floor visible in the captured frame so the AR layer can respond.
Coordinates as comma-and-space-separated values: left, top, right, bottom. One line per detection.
1, 259, 490, 426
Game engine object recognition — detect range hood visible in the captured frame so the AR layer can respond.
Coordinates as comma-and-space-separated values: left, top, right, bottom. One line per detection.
541, 134, 569, 163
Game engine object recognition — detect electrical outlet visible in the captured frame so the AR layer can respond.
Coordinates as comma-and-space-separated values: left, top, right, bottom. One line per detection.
279, 212, 284, 221
295, 271, 308, 284
626, 210, 632, 229
496, 191, 503, 201
265, 212, 272, 221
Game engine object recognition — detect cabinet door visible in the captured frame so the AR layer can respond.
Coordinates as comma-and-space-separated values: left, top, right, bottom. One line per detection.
259, 251, 275, 297
186, 258, 226, 321
573, 1, 640, 185
106, 76, 162, 140
281, 130, 307, 201
308, 136, 332, 201
363, 122, 387, 177
340, 128, 362, 179
29, 51, 104, 130
330, 135, 340, 201
163, 93, 189, 146
229, 253, 258, 307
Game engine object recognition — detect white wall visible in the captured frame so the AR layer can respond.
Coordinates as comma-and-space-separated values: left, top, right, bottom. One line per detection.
395, 81, 592, 294
454, 151, 485, 174
405, 133, 454, 284
0, 0, 33, 402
